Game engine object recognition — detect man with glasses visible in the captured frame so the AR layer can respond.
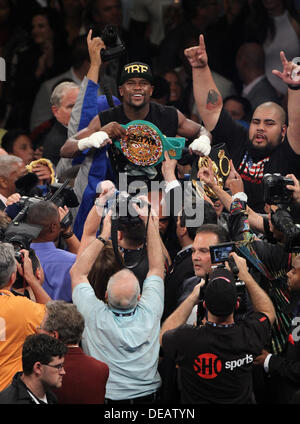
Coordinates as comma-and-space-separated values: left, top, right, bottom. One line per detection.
0, 334, 67, 404
37, 300, 109, 404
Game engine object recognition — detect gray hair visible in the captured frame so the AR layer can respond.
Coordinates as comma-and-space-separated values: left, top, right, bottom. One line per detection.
26, 200, 59, 227
44, 301, 85, 345
0, 242, 17, 288
50, 81, 79, 107
0, 155, 23, 179
107, 269, 140, 310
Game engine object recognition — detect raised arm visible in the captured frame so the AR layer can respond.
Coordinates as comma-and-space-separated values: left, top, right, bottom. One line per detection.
70, 212, 112, 290
272, 51, 300, 154
184, 34, 222, 132
17, 250, 51, 304
160, 281, 204, 344
230, 252, 275, 325
78, 180, 116, 256
133, 199, 165, 280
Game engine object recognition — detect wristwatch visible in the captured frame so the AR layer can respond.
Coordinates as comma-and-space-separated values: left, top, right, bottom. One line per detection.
97, 236, 108, 246
95, 198, 106, 207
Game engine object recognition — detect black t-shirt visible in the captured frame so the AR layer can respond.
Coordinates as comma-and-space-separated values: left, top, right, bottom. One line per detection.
162, 312, 271, 404
211, 109, 300, 213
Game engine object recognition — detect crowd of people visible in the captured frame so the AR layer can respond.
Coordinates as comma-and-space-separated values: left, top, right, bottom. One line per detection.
0, 0, 300, 405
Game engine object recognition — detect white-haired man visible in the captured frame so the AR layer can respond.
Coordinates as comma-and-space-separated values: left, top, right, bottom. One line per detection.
70, 198, 165, 403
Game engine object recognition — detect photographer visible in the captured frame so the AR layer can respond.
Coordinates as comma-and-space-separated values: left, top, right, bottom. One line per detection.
254, 253, 300, 404
0, 243, 49, 392
160, 252, 275, 404
79, 180, 170, 291
198, 158, 298, 351
70, 197, 165, 403
26, 200, 77, 302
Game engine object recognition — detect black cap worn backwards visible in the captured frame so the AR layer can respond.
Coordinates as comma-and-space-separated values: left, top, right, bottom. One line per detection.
204, 268, 238, 316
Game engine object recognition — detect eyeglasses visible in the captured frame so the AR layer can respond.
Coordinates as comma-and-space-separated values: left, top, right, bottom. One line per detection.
42, 362, 65, 370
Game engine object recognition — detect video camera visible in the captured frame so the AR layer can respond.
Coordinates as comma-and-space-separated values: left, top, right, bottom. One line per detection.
100, 24, 126, 62
262, 173, 300, 252
3, 178, 79, 264
197, 242, 247, 323
263, 173, 294, 206
4, 222, 43, 264
271, 208, 300, 252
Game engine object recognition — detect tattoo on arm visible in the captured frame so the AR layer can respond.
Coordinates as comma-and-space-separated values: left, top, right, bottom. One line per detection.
206, 89, 221, 110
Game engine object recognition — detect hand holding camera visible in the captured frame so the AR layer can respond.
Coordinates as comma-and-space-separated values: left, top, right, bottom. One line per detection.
285, 173, 300, 205
227, 252, 249, 283
131, 195, 151, 224
16, 249, 43, 287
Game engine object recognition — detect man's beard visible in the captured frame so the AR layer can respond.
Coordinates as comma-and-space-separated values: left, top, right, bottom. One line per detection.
247, 138, 278, 161
129, 96, 147, 110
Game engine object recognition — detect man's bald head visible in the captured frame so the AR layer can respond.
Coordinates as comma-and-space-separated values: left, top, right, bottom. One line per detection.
106, 269, 140, 310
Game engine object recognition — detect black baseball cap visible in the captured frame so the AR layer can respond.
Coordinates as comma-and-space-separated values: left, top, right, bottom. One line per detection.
119, 62, 153, 85
204, 268, 237, 316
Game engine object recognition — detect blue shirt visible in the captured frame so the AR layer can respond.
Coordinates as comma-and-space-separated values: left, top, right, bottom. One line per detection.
30, 242, 76, 302
72, 275, 164, 400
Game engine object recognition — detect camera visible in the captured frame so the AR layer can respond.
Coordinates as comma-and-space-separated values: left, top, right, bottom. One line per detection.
196, 242, 247, 323
110, 192, 149, 270
271, 208, 300, 252
263, 173, 294, 205
209, 242, 245, 299
6, 178, 78, 225
4, 222, 43, 264
3, 178, 79, 263
112, 192, 146, 226
209, 242, 236, 266
100, 25, 126, 62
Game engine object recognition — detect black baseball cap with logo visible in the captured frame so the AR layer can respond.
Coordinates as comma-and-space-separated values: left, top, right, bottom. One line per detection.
119, 62, 153, 85
204, 268, 238, 316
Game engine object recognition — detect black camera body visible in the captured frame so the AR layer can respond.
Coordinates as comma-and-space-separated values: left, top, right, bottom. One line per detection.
3, 179, 78, 263
100, 25, 126, 62
196, 242, 247, 324
263, 173, 294, 205
271, 208, 300, 252
112, 192, 145, 226
209, 241, 246, 299
110, 192, 149, 270
209, 242, 236, 266
4, 222, 43, 264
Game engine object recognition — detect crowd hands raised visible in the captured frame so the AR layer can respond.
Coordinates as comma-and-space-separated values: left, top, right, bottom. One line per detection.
1, 0, 300, 406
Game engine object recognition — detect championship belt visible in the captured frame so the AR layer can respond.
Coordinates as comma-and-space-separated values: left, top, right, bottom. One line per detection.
191, 143, 231, 200
113, 120, 185, 167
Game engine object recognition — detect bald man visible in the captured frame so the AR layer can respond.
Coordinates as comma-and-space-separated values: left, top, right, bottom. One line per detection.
105, 268, 141, 310
185, 35, 300, 213
70, 201, 165, 403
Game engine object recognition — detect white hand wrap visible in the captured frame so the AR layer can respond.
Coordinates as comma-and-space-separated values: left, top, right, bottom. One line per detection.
77, 131, 109, 151
189, 135, 211, 156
